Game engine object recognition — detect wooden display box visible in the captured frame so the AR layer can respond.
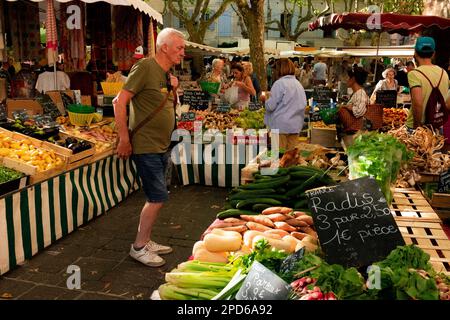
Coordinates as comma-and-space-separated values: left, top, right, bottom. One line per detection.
0, 127, 68, 184
6, 99, 42, 118
310, 127, 341, 148
42, 132, 96, 171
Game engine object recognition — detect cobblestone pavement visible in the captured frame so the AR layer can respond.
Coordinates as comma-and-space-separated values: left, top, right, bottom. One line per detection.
0, 185, 229, 300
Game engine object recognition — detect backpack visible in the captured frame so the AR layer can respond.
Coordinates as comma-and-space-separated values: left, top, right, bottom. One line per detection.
413, 68, 448, 128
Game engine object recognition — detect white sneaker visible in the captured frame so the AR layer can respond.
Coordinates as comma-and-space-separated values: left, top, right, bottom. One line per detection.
146, 240, 173, 255
129, 245, 165, 267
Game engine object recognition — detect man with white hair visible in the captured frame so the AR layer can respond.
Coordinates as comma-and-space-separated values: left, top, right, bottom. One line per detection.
113, 27, 185, 267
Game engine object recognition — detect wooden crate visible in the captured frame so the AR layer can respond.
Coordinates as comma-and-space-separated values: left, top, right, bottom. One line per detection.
395, 219, 450, 276
310, 127, 341, 148
43, 132, 95, 170
0, 127, 67, 184
390, 189, 442, 223
423, 192, 450, 221
89, 148, 114, 164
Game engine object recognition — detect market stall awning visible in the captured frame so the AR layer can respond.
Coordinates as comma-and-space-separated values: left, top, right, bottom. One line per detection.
6, 0, 163, 23
184, 41, 223, 54
221, 47, 279, 56
308, 12, 450, 35
338, 46, 414, 58
279, 49, 348, 58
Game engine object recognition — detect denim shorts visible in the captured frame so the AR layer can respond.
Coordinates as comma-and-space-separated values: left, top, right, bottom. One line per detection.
132, 152, 170, 203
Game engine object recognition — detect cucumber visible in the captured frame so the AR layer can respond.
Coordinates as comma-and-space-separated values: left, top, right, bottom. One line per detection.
238, 175, 291, 190
253, 175, 273, 182
236, 198, 282, 209
230, 193, 289, 201
286, 180, 306, 187
276, 188, 286, 194
229, 200, 240, 208
286, 174, 320, 198
229, 188, 276, 197
216, 209, 259, 219
294, 199, 309, 209
252, 204, 272, 212
290, 171, 317, 179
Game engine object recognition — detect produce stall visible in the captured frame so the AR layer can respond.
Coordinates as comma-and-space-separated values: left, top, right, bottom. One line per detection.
0, 155, 139, 275
154, 129, 450, 301
173, 109, 267, 187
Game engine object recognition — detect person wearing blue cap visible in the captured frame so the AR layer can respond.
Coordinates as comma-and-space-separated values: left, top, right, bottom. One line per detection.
407, 36, 450, 129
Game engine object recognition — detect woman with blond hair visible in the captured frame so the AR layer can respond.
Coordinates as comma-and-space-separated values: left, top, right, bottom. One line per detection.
242, 61, 261, 102
370, 67, 399, 104
260, 58, 307, 151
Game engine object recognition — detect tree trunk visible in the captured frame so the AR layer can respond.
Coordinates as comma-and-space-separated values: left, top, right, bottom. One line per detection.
238, 0, 267, 91
422, 0, 450, 70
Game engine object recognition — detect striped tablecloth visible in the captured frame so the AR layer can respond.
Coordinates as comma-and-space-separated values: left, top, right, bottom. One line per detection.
173, 142, 263, 187
0, 155, 140, 275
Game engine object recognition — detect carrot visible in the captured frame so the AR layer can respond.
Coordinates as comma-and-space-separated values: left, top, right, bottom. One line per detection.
262, 207, 293, 215
240, 215, 275, 228
295, 215, 314, 225
298, 226, 318, 238
218, 225, 248, 233
264, 229, 289, 238
223, 218, 247, 225
292, 211, 307, 218
285, 218, 308, 227
274, 221, 297, 232
290, 232, 309, 240
265, 213, 289, 222
246, 221, 272, 232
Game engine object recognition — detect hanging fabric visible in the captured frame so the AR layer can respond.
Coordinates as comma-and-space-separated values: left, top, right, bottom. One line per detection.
60, 0, 86, 71
148, 18, 156, 58
113, 6, 143, 71
7, 1, 41, 62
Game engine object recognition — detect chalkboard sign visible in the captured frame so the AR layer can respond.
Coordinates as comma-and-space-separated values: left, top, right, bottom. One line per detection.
182, 90, 210, 110
438, 169, 450, 193
376, 90, 397, 108
236, 261, 291, 300
180, 111, 196, 122
216, 103, 231, 113
35, 94, 61, 120
313, 87, 337, 103
309, 111, 322, 122
305, 177, 405, 268
279, 248, 305, 275
248, 102, 262, 111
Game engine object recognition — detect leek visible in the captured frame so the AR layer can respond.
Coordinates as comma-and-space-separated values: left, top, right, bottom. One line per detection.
165, 272, 233, 288
176, 260, 235, 273
158, 284, 220, 300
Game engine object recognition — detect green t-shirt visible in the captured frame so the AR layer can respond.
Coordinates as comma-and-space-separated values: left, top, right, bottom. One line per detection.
124, 58, 175, 154
406, 65, 449, 128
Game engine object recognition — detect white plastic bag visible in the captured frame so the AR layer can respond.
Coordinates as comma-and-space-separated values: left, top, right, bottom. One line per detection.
223, 86, 239, 105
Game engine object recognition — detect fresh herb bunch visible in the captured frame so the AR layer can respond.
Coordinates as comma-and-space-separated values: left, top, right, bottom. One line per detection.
0, 166, 24, 184
231, 238, 289, 274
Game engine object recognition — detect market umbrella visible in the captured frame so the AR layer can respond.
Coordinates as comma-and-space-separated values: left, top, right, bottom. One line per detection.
46, 0, 58, 88
308, 13, 450, 81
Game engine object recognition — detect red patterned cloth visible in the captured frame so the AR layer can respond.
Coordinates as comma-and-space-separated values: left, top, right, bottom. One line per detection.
60, 0, 86, 71
113, 6, 143, 71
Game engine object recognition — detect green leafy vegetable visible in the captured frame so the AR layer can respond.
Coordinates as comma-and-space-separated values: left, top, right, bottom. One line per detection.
0, 166, 24, 184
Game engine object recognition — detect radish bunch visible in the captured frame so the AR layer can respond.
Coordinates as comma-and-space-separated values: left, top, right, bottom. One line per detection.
290, 277, 337, 300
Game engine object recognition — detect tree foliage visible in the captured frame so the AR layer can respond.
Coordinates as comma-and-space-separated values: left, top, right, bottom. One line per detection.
266, 0, 332, 41
164, 0, 234, 44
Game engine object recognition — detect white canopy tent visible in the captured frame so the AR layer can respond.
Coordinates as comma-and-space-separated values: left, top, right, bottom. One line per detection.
5, 0, 163, 23
184, 41, 223, 55
279, 46, 414, 59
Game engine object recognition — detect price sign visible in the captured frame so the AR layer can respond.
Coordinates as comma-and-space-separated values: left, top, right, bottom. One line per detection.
305, 177, 405, 268
216, 103, 231, 113
376, 90, 398, 108
235, 261, 291, 300
248, 102, 263, 111
182, 90, 210, 110
180, 111, 196, 122
438, 169, 450, 193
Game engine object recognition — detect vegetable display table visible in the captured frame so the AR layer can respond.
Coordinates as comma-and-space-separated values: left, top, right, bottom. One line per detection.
0, 155, 139, 275
173, 141, 263, 187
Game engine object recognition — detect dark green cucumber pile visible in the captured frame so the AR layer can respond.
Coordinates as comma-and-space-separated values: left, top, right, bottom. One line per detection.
217, 166, 335, 219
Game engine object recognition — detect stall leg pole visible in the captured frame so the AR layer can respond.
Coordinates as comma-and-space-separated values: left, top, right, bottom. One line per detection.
373, 32, 381, 83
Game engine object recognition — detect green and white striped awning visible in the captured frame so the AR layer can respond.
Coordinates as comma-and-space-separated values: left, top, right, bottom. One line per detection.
173, 142, 263, 187
0, 155, 139, 275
